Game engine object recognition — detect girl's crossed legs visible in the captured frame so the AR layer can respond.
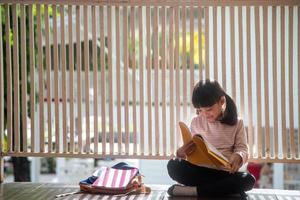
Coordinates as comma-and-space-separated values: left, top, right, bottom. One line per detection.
167, 159, 255, 197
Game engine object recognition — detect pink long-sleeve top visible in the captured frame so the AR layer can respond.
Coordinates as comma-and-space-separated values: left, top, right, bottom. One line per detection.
190, 114, 249, 165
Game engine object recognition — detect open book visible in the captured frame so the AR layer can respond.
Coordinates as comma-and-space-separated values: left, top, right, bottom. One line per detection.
179, 121, 231, 169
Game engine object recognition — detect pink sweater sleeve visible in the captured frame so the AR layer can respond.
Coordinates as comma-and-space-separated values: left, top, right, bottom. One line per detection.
234, 119, 249, 165
190, 117, 198, 135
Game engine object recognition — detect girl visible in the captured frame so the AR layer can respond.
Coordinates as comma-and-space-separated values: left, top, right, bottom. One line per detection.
167, 79, 255, 198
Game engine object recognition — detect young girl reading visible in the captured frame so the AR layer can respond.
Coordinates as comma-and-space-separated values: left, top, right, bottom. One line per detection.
167, 79, 255, 198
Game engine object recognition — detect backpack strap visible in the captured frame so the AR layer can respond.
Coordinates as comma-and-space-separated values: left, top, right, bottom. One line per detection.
137, 184, 151, 194
113, 183, 151, 196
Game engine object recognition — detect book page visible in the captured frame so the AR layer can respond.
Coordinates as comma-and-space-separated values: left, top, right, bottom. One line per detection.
179, 121, 229, 168
202, 138, 229, 162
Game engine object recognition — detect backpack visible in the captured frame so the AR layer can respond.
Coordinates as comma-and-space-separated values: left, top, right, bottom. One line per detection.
79, 162, 151, 195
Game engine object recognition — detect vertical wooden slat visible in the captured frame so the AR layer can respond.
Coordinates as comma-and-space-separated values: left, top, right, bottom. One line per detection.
263, 6, 270, 158
68, 5, 75, 153
83, 5, 90, 153
20, 4, 27, 152
36, 4, 44, 152
246, 6, 254, 158
288, 6, 295, 158
272, 6, 278, 158
107, 6, 114, 155
52, 4, 60, 153
153, 6, 159, 155
230, 6, 236, 101
189, 4, 195, 118
130, 9, 137, 153
298, 5, 300, 158
29, 5, 35, 153
138, 6, 144, 155
0, 157, 2, 183
238, 6, 245, 118
130, 6, 137, 155
0, 5, 3, 153
169, 7, 175, 154
254, 5, 260, 158
92, 5, 98, 155
100, 6, 106, 155
45, 5, 52, 152
175, 6, 180, 148
198, 5, 203, 81
221, 6, 226, 90
123, 6, 129, 155
280, 6, 287, 158
161, 6, 167, 156
76, 5, 83, 153
146, 6, 152, 155
204, 6, 209, 79
12, 4, 20, 153
4, 5, 10, 151
182, 4, 187, 120
60, 5, 67, 154
255, 6, 262, 158
213, 6, 218, 80
116, 6, 122, 154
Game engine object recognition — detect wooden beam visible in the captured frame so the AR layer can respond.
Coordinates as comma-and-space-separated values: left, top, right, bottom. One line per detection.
1, 0, 300, 6
2, 152, 300, 163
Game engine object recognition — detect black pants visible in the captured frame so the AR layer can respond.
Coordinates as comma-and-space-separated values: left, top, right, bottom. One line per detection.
167, 159, 256, 197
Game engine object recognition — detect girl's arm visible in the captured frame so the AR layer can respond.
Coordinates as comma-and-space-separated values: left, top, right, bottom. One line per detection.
176, 140, 196, 159
228, 119, 249, 173
232, 119, 249, 165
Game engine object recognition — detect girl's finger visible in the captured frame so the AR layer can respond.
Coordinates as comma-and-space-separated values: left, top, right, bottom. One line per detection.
231, 163, 237, 173
234, 163, 239, 172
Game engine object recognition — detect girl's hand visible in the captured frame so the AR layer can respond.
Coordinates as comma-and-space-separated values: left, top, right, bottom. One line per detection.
228, 153, 242, 173
176, 140, 197, 159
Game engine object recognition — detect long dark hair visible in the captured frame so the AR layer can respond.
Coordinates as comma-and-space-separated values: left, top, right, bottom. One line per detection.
192, 79, 238, 125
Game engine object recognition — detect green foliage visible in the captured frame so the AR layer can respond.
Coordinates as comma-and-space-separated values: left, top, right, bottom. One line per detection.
0, 4, 56, 148
1, 4, 55, 45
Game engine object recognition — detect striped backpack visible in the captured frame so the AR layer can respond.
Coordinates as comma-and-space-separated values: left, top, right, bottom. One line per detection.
79, 162, 151, 195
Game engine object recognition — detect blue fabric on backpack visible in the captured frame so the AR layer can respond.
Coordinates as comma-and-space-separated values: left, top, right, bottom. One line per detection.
111, 162, 134, 169
79, 176, 98, 185
79, 162, 139, 185
112, 162, 141, 175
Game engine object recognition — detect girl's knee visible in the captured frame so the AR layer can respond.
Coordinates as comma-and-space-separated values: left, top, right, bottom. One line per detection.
241, 172, 256, 191
167, 159, 188, 181
167, 159, 179, 179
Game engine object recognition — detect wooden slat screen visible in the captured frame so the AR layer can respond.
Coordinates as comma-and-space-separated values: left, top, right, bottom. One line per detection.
0, 1, 299, 163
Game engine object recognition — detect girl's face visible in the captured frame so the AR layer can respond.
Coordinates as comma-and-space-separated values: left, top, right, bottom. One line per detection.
196, 96, 225, 122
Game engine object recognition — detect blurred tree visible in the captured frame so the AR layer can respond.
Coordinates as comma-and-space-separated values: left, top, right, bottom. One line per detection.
1, 4, 53, 182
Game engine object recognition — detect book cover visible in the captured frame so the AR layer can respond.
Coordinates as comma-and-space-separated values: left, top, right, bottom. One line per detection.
179, 121, 231, 169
